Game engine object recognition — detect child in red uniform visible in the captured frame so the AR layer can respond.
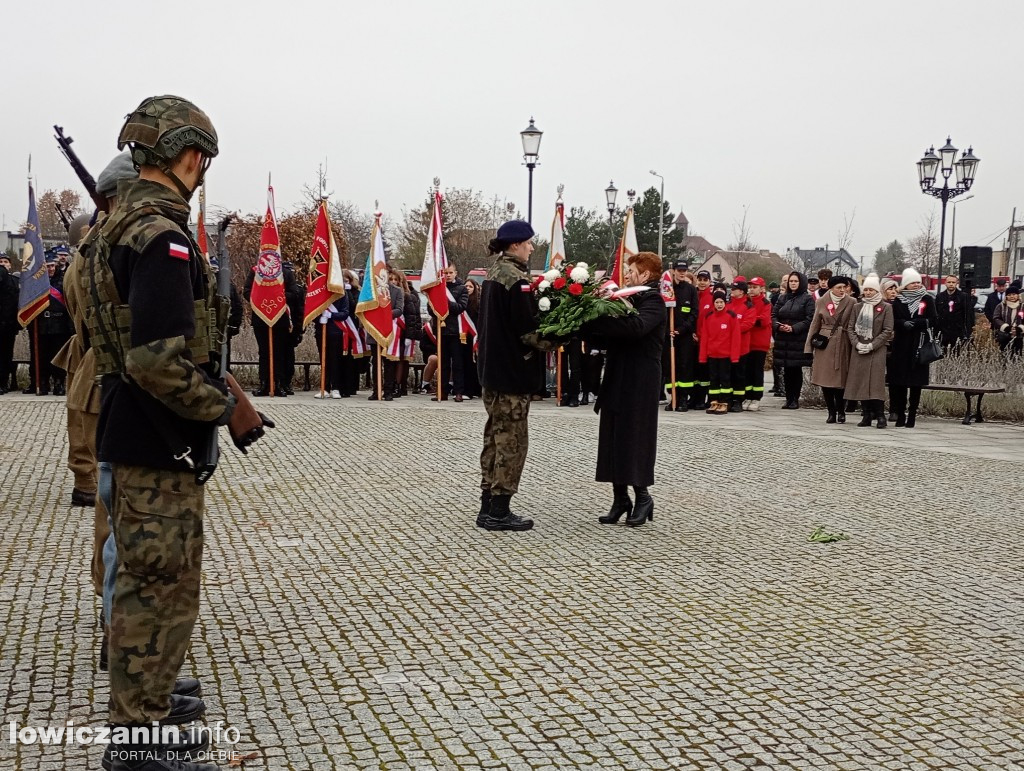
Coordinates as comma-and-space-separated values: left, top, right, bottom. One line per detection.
744, 277, 773, 411
726, 277, 756, 412
699, 290, 741, 414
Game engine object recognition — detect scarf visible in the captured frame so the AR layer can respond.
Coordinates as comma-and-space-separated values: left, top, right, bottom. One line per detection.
856, 294, 880, 340
1007, 300, 1021, 310
828, 291, 843, 306
900, 286, 927, 315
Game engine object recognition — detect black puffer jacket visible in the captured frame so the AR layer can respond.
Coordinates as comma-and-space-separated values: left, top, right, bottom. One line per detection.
403, 288, 422, 340
771, 272, 815, 368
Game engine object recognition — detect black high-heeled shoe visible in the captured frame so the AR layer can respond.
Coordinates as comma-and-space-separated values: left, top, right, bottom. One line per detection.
626, 488, 654, 526
599, 486, 632, 524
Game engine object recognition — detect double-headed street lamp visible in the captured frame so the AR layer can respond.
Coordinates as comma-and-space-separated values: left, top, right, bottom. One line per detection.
917, 137, 979, 293
650, 170, 665, 262
605, 180, 618, 254
520, 117, 543, 226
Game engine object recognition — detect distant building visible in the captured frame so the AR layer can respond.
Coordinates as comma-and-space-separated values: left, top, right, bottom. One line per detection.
0, 230, 25, 257
691, 249, 789, 284
787, 246, 859, 275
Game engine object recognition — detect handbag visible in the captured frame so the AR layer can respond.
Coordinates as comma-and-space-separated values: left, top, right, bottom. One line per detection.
915, 327, 943, 366
810, 333, 829, 350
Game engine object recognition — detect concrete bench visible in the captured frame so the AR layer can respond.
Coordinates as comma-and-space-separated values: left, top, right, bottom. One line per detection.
921, 383, 1006, 425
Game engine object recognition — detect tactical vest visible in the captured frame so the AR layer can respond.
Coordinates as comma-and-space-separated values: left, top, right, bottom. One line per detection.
79, 199, 229, 382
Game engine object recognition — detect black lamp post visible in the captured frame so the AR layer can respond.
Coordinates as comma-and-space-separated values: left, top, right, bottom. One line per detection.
918, 137, 979, 294
605, 180, 618, 255
520, 118, 543, 226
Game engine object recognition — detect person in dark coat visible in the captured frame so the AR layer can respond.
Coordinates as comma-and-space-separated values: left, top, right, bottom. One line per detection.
0, 255, 20, 395
983, 278, 1008, 324
339, 270, 363, 396
226, 283, 243, 373
393, 268, 422, 397
461, 277, 482, 399
935, 275, 974, 354
771, 271, 815, 409
888, 268, 937, 428
282, 261, 305, 395
32, 257, 73, 395
662, 261, 698, 412
431, 265, 469, 401
313, 290, 351, 398
244, 263, 298, 397
585, 252, 666, 528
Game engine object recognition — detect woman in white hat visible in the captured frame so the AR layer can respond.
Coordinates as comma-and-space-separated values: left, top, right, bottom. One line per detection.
888, 268, 937, 427
844, 274, 894, 427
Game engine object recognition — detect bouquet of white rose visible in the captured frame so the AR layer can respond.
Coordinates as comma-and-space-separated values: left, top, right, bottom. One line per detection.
533, 262, 638, 339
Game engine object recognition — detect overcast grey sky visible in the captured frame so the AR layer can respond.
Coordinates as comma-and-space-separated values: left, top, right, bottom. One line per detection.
4, 0, 1021, 266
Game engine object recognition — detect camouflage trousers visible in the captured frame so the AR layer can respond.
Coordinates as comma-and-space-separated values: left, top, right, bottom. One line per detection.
480, 388, 531, 496
109, 464, 204, 725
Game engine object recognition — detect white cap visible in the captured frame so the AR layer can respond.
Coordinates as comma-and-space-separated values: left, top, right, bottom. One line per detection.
900, 267, 923, 288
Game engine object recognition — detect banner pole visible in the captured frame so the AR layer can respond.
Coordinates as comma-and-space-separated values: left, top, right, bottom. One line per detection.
268, 329, 275, 397
376, 347, 383, 400
669, 312, 677, 410
320, 324, 327, 397
437, 324, 444, 401
556, 348, 563, 405
33, 321, 41, 395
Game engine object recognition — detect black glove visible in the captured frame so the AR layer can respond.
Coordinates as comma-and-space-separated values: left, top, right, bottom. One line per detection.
232, 412, 276, 454
902, 320, 916, 330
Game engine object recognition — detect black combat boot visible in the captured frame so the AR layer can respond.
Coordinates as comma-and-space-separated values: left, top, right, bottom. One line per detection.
598, 485, 632, 524
481, 495, 533, 532
173, 678, 202, 698
626, 487, 653, 526
164, 695, 206, 725
475, 490, 492, 527
856, 410, 872, 427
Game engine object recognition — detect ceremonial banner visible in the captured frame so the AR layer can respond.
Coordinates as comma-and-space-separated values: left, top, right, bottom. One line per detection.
17, 183, 49, 327
544, 200, 566, 271
249, 185, 288, 326
610, 207, 638, 288
420, 190, 449, 321
355, 218, 394, 348
339, 316, 366, 356
459, 311, 479, 353
660, 271, 676, 307
303, 200, 346, 327
197, 185, 212, 267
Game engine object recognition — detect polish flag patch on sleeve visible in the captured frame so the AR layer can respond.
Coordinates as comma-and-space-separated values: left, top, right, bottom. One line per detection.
168, 242, 190, 261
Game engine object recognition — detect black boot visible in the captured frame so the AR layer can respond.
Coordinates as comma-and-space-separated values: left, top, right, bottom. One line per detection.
728, 399, 743, 413
104, 725, 214, 771
876, 409, 887, 429
905, 390, 919, 428
904, 413, 916, 428
895, 413, 906, 427
475, 490, 492, 527
856, 410, 872, 427
836, 394, 846, 424
481, 495, 533, 531
173, 677, 202, 698
626, 487, 653, 526
823, 390, 836, 423
252, 384, 269, 397
598, 485, 632, 524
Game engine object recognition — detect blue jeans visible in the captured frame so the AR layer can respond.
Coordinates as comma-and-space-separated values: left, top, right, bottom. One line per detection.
99, 462, 117, 624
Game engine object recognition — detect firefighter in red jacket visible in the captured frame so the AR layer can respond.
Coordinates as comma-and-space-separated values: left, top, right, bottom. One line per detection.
725, 277, 756, 413
699, 290, 741, 415
692, 269, 715, 409
744, 277, 773, 411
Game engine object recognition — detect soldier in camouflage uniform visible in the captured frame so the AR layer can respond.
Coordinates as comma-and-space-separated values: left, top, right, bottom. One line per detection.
83, 95, 272, 771
475, 220, 545, 532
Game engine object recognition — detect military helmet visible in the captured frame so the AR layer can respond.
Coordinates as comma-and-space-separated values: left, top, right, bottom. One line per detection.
117, 95, 218, 168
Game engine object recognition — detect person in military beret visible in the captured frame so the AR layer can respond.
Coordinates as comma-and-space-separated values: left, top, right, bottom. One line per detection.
476, 219, 544, 531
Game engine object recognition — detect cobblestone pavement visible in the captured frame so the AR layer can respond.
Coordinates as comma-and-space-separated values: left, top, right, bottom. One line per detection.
1, 392, 1022, 770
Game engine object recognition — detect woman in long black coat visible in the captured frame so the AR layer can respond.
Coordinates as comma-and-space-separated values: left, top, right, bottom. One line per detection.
771, 271, 815, 408
584, 252, 666, 528
888, 269, 937, 428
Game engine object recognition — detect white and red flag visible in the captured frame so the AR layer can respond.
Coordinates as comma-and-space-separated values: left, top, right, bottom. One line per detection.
303, 200, 346, 327
250, 183, 288, 326
356, 215, 395, 348
420, 189, 449, 321
610, 207, 638, 288
660, 271, 676, 307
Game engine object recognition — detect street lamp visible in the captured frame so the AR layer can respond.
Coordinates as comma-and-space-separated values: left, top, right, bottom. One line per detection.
918, 137, 979, 293
520, 117, 543, 226
650, 170, 664, 262
605, 180, 618, 255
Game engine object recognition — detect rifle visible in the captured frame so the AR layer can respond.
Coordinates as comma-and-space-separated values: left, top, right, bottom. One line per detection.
53, 125, 108, 214
54, 201, 72, 232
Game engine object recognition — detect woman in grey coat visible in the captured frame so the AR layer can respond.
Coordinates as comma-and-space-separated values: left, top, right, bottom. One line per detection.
806, 275, 856, 423
844, 274, 894, 428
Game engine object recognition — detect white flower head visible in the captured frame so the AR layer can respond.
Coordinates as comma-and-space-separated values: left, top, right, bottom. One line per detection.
538, 297, 551, 312
543, 269, 560, 281
576, 262, 588, 269
538, 280, 551, 291
569, 266, 589, 283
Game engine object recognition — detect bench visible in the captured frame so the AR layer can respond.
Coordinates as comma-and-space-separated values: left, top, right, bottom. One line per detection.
921, 383, 1006, 425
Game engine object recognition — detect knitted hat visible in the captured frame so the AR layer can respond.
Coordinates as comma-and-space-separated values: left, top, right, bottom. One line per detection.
827, 275, 850, 288
496, 220, 534, 243
900, 267, 923, 288
862, 274, 881, 293
1008, 282, 1022, 295
713, 289, 727, 302
768, 281, 779, 289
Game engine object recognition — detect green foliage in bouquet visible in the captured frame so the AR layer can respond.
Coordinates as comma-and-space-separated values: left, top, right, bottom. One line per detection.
534, 262, 635, 340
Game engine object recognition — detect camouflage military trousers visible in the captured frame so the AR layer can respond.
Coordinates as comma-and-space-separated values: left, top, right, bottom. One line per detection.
109, 464, 204, 725
480, 388, 531, 496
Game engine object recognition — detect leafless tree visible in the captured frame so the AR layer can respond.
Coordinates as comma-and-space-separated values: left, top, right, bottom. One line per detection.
836, 209, 856, 253
727, 205, 757, 252
905, 210, 940, 277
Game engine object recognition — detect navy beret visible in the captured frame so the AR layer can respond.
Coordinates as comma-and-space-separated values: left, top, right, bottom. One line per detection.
496, 220, 534, 243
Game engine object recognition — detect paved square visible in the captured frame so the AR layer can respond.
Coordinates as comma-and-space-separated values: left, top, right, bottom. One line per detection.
1, 394, 1022, 770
